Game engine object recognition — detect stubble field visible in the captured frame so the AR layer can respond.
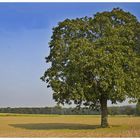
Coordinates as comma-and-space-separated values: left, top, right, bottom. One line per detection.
0, 113, 140, 137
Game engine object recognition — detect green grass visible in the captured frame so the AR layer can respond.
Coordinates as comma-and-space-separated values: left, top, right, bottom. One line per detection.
0, 113, 139, 137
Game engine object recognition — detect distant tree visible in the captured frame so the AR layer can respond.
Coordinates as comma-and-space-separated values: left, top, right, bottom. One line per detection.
136, 99, 140, 116
6, 107, 11, 113
41, 8, 140, 127
108, 107, 120, 115
124, 106, 135, 115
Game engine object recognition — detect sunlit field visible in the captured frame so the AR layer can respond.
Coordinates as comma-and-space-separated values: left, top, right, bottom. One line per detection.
0, 113, 140, 137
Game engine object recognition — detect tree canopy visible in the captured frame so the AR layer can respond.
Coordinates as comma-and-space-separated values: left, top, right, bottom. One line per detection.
41, 8, 140, 127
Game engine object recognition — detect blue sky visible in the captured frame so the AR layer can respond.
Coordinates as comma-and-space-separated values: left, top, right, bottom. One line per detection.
0, 3, 140, 107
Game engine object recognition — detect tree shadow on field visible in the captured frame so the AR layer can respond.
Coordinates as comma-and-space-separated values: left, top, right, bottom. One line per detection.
9, 123, 102, 130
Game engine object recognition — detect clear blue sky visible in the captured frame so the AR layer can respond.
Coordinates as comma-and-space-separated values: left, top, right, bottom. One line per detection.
0, 3, 140, 107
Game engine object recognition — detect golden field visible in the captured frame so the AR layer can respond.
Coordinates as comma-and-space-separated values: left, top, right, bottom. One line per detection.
0, 113, 140, 137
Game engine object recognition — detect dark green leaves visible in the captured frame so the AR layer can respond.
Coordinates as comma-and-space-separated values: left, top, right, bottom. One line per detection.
42, 8, 140, 108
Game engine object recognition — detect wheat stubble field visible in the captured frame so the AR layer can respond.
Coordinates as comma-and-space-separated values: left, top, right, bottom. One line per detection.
0, 113, 140, 137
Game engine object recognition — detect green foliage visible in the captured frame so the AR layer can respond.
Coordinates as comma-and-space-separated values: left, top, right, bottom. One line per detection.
108, 106, 136, 116
0, 107, 99, 115
108, 106, 120, 115
136, 99, 140, 116
0, 106, 136, 115
41, 8, 140, 109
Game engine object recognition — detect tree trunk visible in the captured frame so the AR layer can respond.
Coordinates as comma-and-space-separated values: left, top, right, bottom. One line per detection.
100, 95, 109, 128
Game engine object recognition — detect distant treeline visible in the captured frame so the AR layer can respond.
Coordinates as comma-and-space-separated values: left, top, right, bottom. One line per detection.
0, 106, 99, 115
108, 106, 137, 115
0, 105, 139, 116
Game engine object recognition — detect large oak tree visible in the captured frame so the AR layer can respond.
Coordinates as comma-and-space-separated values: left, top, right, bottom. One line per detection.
41, 8, 140, 127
